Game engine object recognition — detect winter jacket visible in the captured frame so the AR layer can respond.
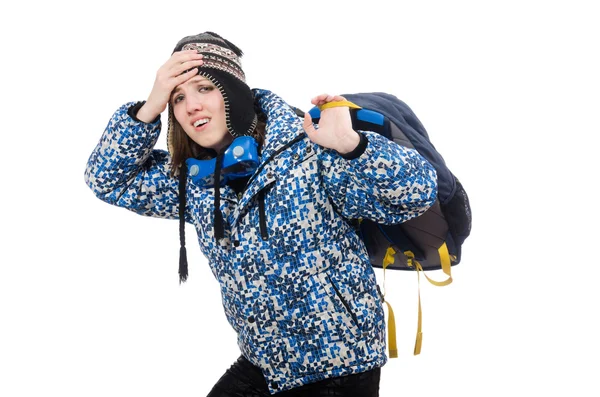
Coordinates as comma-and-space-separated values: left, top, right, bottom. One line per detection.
85, 89, 438, 394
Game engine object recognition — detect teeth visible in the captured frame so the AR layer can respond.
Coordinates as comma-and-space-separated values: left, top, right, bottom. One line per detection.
194, 118, 209, 127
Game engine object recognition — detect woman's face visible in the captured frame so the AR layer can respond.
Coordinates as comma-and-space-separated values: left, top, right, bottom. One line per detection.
171, 76, 232, 152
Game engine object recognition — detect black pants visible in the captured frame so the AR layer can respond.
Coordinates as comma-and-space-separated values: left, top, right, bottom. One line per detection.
207, 355, 381, 397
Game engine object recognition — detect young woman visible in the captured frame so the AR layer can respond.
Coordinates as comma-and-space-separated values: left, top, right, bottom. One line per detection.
85, 31, 437, 396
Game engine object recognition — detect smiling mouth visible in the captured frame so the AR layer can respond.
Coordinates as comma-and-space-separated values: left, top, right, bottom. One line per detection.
193, 118, 210, 128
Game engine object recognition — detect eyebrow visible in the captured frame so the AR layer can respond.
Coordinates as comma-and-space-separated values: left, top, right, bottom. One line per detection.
171, 76, 210, 98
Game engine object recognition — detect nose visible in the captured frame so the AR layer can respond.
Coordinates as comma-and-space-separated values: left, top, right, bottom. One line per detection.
186, 93, 203, 115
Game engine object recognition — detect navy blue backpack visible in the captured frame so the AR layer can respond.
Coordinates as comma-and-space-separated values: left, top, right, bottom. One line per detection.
307, 93, 472, 355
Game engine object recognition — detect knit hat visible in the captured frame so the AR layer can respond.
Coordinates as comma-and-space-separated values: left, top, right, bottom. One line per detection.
167, 31, 258, 157
170, 32, 257, 284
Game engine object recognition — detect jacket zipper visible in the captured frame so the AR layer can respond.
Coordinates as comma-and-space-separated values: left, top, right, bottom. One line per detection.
326, 275, 359, 327
258, 190, 268, 240
249, 134, 306, 242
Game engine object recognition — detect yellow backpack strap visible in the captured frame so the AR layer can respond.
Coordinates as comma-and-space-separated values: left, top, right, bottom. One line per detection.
384, 301, 397, 358
405, 251, 424, 355
406, 243, 454, 355
421, 242, 453, 287
318, 100, 362, 111
382, 246, 398, 358
414, 263, 423, 355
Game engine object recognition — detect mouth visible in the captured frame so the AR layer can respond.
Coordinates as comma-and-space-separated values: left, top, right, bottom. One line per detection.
192, 118, 210, 131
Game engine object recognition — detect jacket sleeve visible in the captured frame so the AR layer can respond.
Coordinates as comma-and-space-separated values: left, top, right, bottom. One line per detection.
319, 129, 438, 225
84, 102, 182, 221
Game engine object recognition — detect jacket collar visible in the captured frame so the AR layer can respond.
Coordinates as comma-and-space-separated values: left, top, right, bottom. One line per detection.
253, 89, 305, 162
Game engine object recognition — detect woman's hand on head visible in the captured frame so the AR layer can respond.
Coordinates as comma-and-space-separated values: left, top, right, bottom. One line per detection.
136, 50, 204, 123
302, 94, 360, 154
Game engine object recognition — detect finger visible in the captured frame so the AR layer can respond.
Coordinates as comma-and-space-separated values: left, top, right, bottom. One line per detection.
171, 59, 204, 76
311, 93, 330, 105
172, 67, 199, 86
167, 51, 203, 68
302, 112, 317, 138
324, 94, 347, 102
311, 94, 346, 106
173, 49, 203, 58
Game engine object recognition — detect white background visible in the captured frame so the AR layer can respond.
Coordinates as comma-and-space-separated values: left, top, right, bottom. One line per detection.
1, 0, 598, 396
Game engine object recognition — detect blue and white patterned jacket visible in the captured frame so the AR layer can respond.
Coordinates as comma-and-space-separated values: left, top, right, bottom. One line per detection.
85, 89, 437, 394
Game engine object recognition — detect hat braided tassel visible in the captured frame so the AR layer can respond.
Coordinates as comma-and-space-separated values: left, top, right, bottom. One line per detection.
179, 246, 188, 283
178, 161, 189, 283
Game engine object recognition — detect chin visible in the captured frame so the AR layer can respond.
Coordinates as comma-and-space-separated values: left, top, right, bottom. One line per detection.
201, 141, 227, 152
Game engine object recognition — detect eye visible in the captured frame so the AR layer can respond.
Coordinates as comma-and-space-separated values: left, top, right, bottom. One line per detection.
198, 85, 213, 93
173, 94, 184, 104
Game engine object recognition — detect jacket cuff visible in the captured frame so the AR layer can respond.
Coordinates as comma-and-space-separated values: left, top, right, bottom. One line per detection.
127, 101, 160, 124
338, 132, 368, 160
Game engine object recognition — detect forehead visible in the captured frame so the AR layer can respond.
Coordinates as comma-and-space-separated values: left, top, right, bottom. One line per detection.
174, 76, 211, 91
187, 75, 210, 84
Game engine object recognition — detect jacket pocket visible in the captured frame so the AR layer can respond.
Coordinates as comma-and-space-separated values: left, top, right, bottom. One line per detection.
326, 274, 359, 326
321, 273, 361, 338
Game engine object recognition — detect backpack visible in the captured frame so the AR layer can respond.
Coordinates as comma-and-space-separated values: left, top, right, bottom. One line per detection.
305, 93, 472, 356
